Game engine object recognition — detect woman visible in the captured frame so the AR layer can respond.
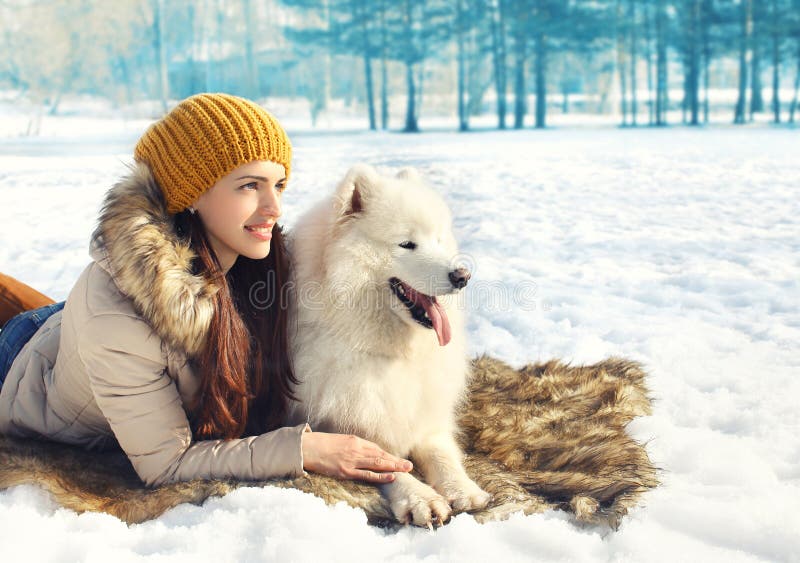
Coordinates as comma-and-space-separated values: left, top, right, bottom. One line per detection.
0, 93, 412, 487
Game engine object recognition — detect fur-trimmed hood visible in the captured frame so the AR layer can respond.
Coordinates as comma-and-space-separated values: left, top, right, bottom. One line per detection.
0, 162, 311, 487
90, 162, 218, 358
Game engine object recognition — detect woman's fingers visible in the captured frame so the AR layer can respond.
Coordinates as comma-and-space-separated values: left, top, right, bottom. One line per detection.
358, 450, 413, 472
351, 469, 397, 483
302, 432, 413, 482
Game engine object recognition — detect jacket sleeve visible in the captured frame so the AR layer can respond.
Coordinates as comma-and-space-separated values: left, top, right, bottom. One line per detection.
78, 313, 310, 487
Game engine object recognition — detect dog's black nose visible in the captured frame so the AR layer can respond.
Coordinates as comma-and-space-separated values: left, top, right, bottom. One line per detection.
449, 267, 471, 289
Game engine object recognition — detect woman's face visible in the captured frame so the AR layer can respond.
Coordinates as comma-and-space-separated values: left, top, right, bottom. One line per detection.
193, 160, 286, 272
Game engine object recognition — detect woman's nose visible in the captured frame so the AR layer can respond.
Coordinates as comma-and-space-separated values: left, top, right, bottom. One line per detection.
260, 187, 282, 218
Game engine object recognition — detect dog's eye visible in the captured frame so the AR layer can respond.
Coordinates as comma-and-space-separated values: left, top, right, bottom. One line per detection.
399, 241, 417, 250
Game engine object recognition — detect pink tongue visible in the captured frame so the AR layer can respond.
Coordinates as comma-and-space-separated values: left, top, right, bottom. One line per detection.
407, 286, 451, 346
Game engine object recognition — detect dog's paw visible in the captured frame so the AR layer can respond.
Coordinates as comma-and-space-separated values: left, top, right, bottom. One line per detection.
389, 485, 452, 528
436, 479, 492, 512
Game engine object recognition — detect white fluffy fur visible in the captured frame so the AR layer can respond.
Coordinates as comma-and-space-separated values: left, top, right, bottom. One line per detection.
286, 164, 490, 526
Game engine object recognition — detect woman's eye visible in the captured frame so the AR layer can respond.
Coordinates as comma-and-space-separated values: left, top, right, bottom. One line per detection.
275, 183, 287, 193
399, 241, 417, 250
240, 181, 258, 191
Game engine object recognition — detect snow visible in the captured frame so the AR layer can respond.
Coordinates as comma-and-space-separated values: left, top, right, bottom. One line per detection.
1, 116, 799, 562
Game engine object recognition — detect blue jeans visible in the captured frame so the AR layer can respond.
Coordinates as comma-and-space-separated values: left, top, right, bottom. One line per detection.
0, 301, 65, 388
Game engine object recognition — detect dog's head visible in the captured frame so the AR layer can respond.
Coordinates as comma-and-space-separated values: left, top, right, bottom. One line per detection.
324, 163, 469, 346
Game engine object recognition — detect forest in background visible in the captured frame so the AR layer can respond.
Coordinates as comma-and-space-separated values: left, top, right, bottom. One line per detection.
2, 0, 800, 132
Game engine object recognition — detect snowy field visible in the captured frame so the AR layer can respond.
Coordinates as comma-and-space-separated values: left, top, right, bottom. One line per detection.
0, 121, 798, 562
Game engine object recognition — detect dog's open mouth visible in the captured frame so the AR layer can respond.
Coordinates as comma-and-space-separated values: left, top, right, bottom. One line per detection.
389, 277, 451, 346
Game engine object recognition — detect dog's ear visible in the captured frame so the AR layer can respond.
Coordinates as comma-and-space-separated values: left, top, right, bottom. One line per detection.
335, 163, 378, 218
396, 167, 422, 183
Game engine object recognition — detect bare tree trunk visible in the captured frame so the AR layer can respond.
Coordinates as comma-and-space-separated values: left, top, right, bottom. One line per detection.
413, 0, 427, 125
363, 56, 376, 130
645, 0, 655, 125
749, 3, 764, 118
617, 0, 628, 126
513, 13, 527, 129
490, 0, 508, 129
415, 60, 424, 124
790, 42, 800, 123
457, 0, 468, 131
681, 66, 688, 124
656, 0, 668, 125
734, 0, 752, 124
379, 0, 389, 130
48, 89, 64, 116
49, 18, 85, 117
117, 56, 134, 107
404, 62, 418, 132
702, 0, 711, 123
380, 56, 389, 129
534, 30, 546, 128
322, 0, 332, 113
466, 23, 491, 117
402, 0, 419, 132
770, 0, 781, 124
688, 0, 701, 125
629, 0, 638, 126
750, 47, 763, 119
354, 0, 376, 130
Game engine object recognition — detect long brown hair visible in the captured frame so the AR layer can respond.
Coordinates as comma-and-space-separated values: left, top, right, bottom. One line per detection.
175, 210, 298, 440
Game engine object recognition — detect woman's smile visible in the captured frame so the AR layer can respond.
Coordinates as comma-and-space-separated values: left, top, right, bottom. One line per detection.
193, 160, 286, 272
245, 222, 275, 241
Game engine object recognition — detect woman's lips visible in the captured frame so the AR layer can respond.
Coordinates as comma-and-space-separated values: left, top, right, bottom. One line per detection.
245, 223, 274, 241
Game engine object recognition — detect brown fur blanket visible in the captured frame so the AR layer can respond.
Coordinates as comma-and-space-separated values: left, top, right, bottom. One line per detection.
0, 355, 658, 529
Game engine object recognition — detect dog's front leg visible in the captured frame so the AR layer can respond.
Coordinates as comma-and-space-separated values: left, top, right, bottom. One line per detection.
380, 472, 452, 527
412, 433, 491, 512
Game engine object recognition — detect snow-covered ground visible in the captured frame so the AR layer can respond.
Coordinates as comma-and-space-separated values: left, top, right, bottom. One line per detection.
1, 119, 798, 562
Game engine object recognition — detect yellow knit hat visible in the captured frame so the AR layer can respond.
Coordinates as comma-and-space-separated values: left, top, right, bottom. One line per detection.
134, 93, 292, 214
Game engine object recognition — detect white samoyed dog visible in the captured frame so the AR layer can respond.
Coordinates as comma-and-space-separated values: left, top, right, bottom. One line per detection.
286, 163, 491, 527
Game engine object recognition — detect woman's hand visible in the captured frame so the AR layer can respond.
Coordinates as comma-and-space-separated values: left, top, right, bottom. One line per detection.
301, 431, 413, 483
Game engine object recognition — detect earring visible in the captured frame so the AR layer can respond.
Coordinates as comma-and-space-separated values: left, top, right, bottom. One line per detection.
188, 206, 196, 215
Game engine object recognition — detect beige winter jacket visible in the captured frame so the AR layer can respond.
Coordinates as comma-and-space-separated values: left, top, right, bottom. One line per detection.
0, 163, 309, 487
